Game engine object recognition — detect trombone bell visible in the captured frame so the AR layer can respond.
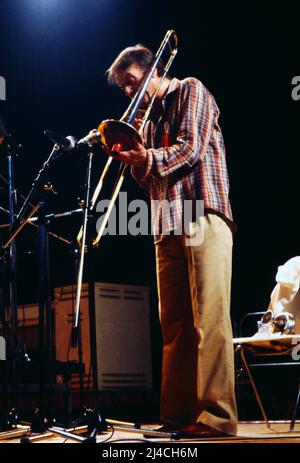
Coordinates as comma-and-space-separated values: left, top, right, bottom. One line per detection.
98, 119, 143, 152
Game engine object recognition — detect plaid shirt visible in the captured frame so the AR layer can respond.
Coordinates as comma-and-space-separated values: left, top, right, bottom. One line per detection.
131, 77, 234, 242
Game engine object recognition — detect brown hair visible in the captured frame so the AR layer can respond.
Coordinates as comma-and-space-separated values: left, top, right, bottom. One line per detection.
106, 44, 164, 86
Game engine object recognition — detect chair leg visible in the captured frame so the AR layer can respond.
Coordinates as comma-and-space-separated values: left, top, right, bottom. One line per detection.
237, 345, 271, 429
290, 382, 300, 431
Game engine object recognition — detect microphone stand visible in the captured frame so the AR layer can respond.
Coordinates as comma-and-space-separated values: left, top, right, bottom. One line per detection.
0, 144, 62, 260
30, 189, 56, 432
0, 226, 12, 432
20, 146, 108, 443
67, 149, 107, 442
39, 152, 177, 443
28, 146, 108, 443
29, 190, 83, 432
16, 135, 177, 442
0, 142, 63, 438
7, 144, 19, 426
0, 135, 21, 432
69, 243, 85, 420
1, 198, 85, 431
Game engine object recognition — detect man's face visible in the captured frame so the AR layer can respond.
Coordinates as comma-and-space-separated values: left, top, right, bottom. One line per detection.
117, 64, 157, 106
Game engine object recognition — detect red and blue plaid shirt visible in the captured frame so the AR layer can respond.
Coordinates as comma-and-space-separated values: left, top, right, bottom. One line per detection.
131, 77, 234, 242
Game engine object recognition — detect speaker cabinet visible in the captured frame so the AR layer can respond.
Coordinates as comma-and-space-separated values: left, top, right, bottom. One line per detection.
54, 282, 152, 391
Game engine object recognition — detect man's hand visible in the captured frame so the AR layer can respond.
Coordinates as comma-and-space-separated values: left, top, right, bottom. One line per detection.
104, 137, 147, 167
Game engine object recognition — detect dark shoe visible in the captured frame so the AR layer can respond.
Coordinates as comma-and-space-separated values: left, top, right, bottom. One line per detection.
178, 422, 231, 438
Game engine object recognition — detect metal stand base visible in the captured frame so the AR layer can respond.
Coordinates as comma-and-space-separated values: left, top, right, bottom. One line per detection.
0, 425, 31, 441
0, 409, 18, 431
18, 417, 180, 443
29, 408, 57, 433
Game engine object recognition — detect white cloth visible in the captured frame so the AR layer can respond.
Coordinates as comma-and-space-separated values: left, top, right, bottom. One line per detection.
269, 256, 300, 316
252, 256, 300, 338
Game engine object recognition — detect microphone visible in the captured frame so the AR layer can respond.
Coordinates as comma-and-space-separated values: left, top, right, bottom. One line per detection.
44, 129, 101, 152
78, 130, 101, 146
44, 130, 77, 151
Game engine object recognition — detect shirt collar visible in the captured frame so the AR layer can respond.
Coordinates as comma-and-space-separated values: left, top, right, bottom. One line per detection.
164, 77, 181, 99
149, 77, 180, 121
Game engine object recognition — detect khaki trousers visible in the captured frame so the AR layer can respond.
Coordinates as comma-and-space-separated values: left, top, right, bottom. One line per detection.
155, 214, 238, 435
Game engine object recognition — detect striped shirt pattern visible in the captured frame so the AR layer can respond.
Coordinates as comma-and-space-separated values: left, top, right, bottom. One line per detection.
131, 77, 234, 242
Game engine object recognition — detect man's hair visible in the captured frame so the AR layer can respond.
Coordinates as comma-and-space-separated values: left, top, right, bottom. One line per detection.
106, 44, 164, 86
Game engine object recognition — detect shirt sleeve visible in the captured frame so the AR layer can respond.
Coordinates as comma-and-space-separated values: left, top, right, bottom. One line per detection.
131, 78, 217, 184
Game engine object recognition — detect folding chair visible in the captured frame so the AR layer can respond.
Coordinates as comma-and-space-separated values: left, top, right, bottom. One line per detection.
234, 311, 300, 430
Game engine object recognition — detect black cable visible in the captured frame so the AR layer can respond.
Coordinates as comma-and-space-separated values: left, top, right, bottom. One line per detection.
96, 424, 115, 443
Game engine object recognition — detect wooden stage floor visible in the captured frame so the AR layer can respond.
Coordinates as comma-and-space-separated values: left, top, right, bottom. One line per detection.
1, 421, 300, 443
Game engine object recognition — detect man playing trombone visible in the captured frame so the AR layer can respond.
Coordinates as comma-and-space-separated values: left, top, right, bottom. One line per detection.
104, 40, 238, 438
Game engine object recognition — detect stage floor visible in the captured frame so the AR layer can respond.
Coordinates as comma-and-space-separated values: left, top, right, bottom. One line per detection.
1, 421, 300, 443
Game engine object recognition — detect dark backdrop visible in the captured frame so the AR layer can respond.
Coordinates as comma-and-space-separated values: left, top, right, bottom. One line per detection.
0, 0, 298, 416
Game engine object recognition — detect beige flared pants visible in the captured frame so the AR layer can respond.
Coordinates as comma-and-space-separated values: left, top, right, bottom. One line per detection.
155, 214, 238, 435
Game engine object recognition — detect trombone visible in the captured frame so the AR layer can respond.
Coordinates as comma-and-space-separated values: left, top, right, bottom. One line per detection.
76, 29, 178, 247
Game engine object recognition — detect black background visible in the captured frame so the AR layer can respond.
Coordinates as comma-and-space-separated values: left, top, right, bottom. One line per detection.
0, 0, 299, 419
